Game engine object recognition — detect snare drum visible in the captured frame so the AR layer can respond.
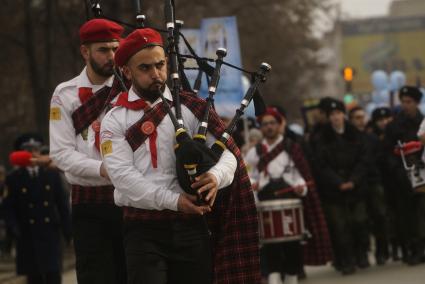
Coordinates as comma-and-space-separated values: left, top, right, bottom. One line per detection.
257, 199, 305, 244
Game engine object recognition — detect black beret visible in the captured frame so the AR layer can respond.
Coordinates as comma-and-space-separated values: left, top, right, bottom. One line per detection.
399, 86, 422, 103
372, 107, 392, 122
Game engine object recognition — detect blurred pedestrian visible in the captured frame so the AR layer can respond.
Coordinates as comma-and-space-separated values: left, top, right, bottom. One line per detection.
385, 86, 425, 265
315, 100, 369, 275
241, 128, 263, 156
0, 165, 13, 259
349, 106, 390, 265
3, 134, 71, 284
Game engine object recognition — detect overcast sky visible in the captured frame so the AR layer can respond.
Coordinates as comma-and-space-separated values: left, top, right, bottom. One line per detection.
338, 0, 395, 18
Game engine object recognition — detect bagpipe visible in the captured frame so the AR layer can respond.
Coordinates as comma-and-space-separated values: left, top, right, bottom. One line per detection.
394, 140, 425, 193
88, 0, 271, 201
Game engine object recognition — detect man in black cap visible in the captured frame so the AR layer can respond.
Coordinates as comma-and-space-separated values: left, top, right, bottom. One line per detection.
370, 107, 403, 261
308, 97, 340, 201
3, 134, 71, 284
314, 100, 369, 274
349, 106, 390, 265
385, 85, 425, 265
309, 97, 338, 149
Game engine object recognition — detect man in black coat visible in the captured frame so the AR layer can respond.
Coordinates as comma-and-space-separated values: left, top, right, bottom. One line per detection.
384, 86, 425, 265
315, 100, 369, 275
349, 106, 390, 265
3, 134, 71, 284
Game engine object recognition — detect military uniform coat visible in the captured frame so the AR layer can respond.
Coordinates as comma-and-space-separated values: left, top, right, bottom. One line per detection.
3, 167, 71, 275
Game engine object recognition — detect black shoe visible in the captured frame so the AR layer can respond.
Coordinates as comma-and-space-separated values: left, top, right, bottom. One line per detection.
341, 265, 356, 275
376, 255, 387, 266
356, 253, 370, 269
407, 252, 424, 266
332, 260, 342, 272
392, 244, 402, 261
298, 268, 307, 280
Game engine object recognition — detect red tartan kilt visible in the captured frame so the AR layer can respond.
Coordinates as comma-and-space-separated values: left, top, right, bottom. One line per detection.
71, 185, 115, 205
123, 206, 196, 221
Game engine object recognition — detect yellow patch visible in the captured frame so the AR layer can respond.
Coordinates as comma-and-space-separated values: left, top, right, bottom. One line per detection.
101, 140, 113, 156
50, 107, 61, 120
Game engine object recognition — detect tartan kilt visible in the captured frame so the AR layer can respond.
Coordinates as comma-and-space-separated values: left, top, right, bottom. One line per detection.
71, 185, 115, 205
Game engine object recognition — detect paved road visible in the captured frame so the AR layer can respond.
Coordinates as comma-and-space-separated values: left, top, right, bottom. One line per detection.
62, 260, 425, 284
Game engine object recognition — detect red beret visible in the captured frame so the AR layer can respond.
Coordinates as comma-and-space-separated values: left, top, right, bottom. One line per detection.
114, 28, 163, 67
79, 19, 124, 44
257, 107, 283, 124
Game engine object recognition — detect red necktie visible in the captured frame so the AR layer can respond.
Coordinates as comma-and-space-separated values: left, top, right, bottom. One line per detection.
115, 92, 158, 168
78, 87, 101, 152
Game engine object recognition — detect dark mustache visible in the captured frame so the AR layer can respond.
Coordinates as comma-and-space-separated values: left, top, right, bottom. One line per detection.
150, 81, 164, 88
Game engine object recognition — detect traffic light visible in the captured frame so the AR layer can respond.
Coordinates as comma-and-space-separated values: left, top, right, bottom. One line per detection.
343, 67, 354, 82
342, 66, 355, 93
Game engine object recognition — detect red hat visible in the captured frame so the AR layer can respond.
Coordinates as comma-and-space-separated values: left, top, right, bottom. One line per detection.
257, 107, 283, 124
9, 151, 33, 167
114, 28, 163, 67
79, 19, 124, 44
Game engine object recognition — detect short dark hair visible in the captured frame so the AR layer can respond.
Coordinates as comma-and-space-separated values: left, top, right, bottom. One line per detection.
348, 106, 364, 120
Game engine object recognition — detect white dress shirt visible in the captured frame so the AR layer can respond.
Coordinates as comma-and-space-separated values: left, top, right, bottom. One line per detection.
49, 67, 115, 186
244, 135, 307, 196
100, 86, 237, 211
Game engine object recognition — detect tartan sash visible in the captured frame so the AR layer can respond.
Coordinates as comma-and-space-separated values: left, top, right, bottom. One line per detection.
71, 77, 126, 135
257, 140, 287, 172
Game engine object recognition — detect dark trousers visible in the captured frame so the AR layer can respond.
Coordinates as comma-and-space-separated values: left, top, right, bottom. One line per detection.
26, 271, 61, 284
366, 183, 389, 256
263, 241, 302, 276
124, 218, 212, 284
72, 204, 126, 284
323, 199, 368, 267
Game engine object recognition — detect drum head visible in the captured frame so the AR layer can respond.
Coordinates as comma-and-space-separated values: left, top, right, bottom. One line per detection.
257, 199, 301, 210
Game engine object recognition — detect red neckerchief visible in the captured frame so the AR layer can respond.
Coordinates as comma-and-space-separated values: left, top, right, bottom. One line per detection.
78, 87, 102, 151
78, 87, 93, 103
115, 92, 158, 168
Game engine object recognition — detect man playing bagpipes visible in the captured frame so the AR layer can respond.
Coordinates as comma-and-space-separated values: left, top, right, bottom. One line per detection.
245, 107, 332, 284
100, 27, 262, 283
49, 19, 127, 283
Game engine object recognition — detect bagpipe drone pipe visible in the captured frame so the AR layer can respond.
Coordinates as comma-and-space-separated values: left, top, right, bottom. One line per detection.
88, 0, 271, 202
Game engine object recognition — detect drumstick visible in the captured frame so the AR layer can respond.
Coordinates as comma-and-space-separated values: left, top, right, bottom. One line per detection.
274, 181, 315, 197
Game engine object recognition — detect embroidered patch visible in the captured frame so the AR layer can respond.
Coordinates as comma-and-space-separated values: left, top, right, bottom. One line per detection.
101, 140, 113, 156
81, 128, 88, 141
49, 107, 61, 120
101, 131, 113, 140
51, 95, 63, 106
141, 121, 155, 135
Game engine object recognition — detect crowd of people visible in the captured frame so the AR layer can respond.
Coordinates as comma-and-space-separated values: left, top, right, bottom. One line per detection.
237, 86, 425, 283
0, 17, 424, 284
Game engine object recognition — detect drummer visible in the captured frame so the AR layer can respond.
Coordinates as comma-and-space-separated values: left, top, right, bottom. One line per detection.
245, 107, 322, 284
